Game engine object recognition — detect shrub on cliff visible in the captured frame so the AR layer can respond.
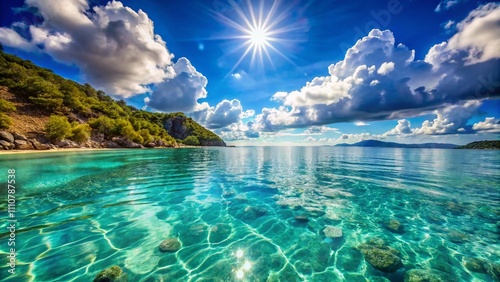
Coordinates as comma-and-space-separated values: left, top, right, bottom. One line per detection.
182, 136, 200, 146
0, 98, 16, 129
70, 122, 91, 143
45, 115, 72, 142
89, 115, 116, 136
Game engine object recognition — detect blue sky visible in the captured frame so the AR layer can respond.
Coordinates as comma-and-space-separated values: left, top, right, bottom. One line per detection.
0, 0, 499, 145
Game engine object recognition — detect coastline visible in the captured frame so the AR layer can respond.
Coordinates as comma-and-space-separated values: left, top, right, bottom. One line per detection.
0, 145, 222, 154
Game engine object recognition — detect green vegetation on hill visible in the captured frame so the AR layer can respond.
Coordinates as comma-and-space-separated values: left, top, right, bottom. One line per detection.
0, 51, 224, 147
0, 97, 15, 129
456, 140, 500, 150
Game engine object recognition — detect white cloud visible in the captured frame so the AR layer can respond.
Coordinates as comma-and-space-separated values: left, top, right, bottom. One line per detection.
337, 133, 382, 143
413, 100, 482, 135
384, 119, 412, 136
377, 62, 395, 75
304, 125, 340, 134
354, 121, 369, 126
214, 121, 259, 141
0, 27, 36, 51
240, 109, 255, 119
435, 0, 462, 12
231, 73, 242, 79
271, 91, 288, 102
304, 136, 317, 143
1, 0, 177, 97
191, 99, 244, 129
255, 5, 500, 131
148, 57, 207, 113
443, 20, 456, 30
447, 3, 500, 64
472, 117, 500, 133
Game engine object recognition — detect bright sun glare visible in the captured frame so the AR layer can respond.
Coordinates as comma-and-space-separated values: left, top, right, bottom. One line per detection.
248, 26, 270, 47
212, 0, 300, 74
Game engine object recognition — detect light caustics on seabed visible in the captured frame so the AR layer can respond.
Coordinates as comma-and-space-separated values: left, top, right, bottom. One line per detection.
0, 148, 499, 281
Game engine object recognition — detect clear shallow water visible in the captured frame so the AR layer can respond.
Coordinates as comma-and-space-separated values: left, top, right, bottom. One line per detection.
0, 147, 499, 282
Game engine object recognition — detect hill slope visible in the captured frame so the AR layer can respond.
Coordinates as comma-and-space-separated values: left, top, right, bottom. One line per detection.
336, 140, 458, 149
0, 51, 225, 150
456, 140, 500, 149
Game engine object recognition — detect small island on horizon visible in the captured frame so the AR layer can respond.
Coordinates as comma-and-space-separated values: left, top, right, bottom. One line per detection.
335, 139, 500, 150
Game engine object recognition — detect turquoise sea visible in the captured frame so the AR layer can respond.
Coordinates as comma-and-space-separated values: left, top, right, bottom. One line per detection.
0, 147, 499, 281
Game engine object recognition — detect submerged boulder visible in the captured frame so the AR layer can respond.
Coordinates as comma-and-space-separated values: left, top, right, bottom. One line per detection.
384, 219, 405, 234
294, 214, 309, 223
464, 257, 487, 274
447, 230, 469, 244
323, 226, 343, 239
357, 238, 403, 272
159, 237, 181, 253
243, 205, 268, 219
404, 269, 450, 282
93, 265, 126, 282
209, 223, 232, 243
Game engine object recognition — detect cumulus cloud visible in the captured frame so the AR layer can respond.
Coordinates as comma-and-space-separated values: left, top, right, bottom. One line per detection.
240, 109, 255, 119
148, 57, 208, 113
271, 91, 288, 102
412, 100, 482, 135
0, 27, 36, 51
338, 133, 382, 143
384, 119, 413, 136
255, 5, 500, 131
354, 121, 369, 126
0, 0, 177, 97
190, 99, 245, 129
377, 62, 395, 75
304, 126, 340, 134
304, 136, 317, 143
215, 121, 259, 141
472, 117, 500, 133
447, 3, 500, 64
0, 0, 226, 117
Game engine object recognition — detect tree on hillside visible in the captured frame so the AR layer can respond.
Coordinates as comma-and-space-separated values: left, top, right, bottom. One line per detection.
45, 115, 72, 142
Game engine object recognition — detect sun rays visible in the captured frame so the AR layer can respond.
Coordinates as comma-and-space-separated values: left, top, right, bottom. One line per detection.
211, 0, 302, 75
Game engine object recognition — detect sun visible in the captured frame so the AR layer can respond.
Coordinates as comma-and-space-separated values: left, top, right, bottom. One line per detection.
211, 0, 301, 74
247, 26, 270, 48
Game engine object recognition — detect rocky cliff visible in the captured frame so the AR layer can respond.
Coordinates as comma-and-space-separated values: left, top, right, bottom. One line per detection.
163, 114, 226, 147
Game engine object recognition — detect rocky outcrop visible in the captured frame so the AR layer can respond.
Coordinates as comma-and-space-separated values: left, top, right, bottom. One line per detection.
357, 238, 403, 272
93, 265, 126, 282
0, 131, 14, 142
404, 269, 451, 282
383, 219, 405, 234
163, 116, 190, 140
163, 115, 226, 147
159, 238, 181, 253
14, 140, 33, 150
323, 226, 343, 239
200, 139, 226, 146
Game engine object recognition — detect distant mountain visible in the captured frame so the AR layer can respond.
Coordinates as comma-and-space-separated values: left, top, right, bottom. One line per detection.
335, 139, 458, 149
456, 140, 500, 149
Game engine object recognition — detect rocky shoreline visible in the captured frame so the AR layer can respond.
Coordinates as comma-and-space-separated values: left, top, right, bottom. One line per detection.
0, 130, 225, 151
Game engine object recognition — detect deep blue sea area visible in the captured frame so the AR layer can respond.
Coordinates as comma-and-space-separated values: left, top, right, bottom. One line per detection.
0, 147, 499, 281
